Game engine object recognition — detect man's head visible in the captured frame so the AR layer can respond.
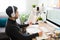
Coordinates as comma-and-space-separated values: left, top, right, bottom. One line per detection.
6, 6, 18, 20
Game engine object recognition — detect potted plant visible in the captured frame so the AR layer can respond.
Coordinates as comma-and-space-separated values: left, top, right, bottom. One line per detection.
32, 4, 36, 8
20, 14, 29, 24
37, 17, 43, 23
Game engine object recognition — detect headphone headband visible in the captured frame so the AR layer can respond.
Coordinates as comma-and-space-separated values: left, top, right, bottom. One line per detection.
11, 6, 15, 17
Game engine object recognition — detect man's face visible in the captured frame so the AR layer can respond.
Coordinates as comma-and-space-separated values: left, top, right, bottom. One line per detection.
15, 10, 19, 19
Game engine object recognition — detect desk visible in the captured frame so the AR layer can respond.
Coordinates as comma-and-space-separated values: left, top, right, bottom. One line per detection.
26, 22, 56, 40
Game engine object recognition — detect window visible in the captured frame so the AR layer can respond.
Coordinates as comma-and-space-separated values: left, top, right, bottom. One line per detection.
38, 0, 58, 9
0, 0, 27, 13
47, 8, 60, 27
39, 0, 60, 27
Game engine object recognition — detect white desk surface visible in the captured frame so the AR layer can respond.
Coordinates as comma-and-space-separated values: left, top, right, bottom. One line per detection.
26, 22, 56, 40
26, 25, 49, 40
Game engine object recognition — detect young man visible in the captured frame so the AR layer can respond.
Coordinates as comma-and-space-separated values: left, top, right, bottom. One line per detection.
5, 6, 41, 40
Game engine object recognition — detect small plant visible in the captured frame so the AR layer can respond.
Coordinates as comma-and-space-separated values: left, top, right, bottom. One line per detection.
32, 5, 36, 8
20, 14, 29, 24
37, 17, 43, 21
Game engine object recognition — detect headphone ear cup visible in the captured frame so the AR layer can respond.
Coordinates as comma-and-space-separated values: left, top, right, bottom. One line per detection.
11, 6, 15, 17
11, 13, 15, 17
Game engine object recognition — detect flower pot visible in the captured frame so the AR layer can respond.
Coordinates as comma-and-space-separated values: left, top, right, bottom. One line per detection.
38, 20, 43, 23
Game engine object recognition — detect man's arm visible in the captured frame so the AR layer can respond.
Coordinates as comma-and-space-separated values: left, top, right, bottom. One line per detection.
21, 33, 39, 39
11, 26, 39, 40
17, 24, 29, 28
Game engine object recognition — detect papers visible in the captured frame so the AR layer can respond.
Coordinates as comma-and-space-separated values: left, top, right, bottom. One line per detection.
26, 25, 50, 34
26, 25, 41, 34
28, 25, 39, 28
39, 27, 50, 32
26, 25, 50, 40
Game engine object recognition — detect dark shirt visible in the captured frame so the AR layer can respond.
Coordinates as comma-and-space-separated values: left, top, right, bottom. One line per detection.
5, 18, 39, 40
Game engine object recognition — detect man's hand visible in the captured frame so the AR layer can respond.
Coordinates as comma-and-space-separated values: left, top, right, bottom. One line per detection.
29, 21, 32, 25
38, 31, 43, 37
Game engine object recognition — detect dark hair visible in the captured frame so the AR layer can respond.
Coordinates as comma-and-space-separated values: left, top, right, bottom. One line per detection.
37, 7, 39, 11
6, 6, 17, 17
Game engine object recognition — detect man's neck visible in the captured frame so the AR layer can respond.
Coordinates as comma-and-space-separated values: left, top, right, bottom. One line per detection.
9, 17, 16, 21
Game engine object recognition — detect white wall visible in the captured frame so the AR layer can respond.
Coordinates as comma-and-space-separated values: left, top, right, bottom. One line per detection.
0, 0, 39, 15
26, 0, 39, 14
